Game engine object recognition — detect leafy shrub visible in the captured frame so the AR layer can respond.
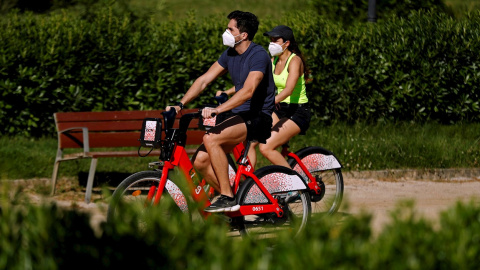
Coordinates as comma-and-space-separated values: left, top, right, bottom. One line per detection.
1, 8, 480, 137
1, 185, 479, 269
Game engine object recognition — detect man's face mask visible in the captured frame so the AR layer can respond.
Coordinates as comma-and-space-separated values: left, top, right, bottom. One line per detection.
222, 29, 244, 48
268, 41, 286, 56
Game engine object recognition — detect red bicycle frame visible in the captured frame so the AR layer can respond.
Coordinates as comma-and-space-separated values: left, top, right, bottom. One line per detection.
229, 142, 323, 197
147, 135, 284, 218
281, 146, 323, 196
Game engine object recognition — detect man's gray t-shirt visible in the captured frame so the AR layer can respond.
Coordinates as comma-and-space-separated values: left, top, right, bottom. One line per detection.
217, 43, 275, 115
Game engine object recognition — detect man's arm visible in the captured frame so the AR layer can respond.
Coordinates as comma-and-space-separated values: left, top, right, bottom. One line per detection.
215, 71, 264, 114
166, 61, 226, 111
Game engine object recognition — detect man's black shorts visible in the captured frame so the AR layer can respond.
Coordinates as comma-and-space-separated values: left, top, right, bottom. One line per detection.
274, 103, 311, 135
236, 111, 273, 144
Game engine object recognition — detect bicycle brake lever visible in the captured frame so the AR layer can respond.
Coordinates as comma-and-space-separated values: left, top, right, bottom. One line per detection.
214, 93, 228, 105
162, 107, 177, 131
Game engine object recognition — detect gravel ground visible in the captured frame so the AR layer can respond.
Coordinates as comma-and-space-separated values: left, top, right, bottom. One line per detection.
342, 176, 480, 233
7, 168, 480, 235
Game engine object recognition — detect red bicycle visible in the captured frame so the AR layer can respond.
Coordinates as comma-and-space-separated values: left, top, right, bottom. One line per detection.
226, 142, 344, 216
205, 93, 344, 216
107, 108, 311, 238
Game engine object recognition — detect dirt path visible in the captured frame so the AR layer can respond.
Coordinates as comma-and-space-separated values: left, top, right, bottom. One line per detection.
9, 170, 480, 234
342, 176, 480, 233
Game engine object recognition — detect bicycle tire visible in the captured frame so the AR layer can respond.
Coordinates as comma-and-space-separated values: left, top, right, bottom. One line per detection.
287, 146, 344, 216
107, 171, 191, 227
237, 165, 311, 238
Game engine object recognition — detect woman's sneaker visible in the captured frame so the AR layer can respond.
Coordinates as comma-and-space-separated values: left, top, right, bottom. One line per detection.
205, 195, 240, 212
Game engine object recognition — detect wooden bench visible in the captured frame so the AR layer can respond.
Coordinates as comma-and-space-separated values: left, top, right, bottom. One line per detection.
51, 109, 204, 203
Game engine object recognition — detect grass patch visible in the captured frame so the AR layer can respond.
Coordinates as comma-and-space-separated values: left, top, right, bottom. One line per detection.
0, 122, 479, 182
445, 0, 480, 17
255, 121, 480, 170
156, 0, 312, 22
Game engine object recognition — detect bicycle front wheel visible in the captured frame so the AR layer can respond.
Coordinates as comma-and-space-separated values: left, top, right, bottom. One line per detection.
237, 165, 311, 239
287, 146, 344, 216
107, 171, 191, 229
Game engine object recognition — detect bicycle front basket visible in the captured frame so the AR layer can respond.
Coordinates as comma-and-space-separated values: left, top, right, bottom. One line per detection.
139, 118, 162, 148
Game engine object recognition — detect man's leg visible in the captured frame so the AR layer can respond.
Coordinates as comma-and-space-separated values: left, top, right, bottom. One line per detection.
203, 115, 247, 197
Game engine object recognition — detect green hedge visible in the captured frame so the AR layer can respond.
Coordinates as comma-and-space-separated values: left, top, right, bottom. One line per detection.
300, 11, 480, 123
1, 9, 480, 137
1, 186, 479, 269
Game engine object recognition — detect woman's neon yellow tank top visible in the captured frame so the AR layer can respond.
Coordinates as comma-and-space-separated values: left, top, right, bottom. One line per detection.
273, 53, 308, 104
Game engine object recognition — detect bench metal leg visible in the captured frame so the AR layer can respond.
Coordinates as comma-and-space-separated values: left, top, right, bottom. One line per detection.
85, 158, 98, 204
51, 160, 61, 195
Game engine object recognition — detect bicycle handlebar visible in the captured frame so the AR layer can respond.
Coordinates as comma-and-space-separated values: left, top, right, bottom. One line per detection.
163, 94, 224, 141
197, 108, 216, 118
162, 107, 177, 132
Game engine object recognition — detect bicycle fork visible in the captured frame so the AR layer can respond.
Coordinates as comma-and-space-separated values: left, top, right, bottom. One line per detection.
286, 152, 323, 196
146, 158, 212, 216
147, 162, 175, 206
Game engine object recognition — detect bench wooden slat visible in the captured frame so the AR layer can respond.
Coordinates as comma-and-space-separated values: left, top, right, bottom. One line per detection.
59, 130, 205, 148
78, 148, 197, 158
57, 118, 200, 133
55, 109, 199, 122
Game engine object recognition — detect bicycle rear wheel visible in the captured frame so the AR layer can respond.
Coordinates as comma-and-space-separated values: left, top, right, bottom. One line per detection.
237, 165, 311, 239
107, 171, 191, 229
287, 146, 344, 216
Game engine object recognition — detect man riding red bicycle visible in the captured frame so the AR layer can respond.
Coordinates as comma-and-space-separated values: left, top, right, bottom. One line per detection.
166, 10, 275, 213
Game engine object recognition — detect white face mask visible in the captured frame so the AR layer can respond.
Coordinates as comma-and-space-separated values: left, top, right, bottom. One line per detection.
268, 42, 286, 56
222, 29, 243, 48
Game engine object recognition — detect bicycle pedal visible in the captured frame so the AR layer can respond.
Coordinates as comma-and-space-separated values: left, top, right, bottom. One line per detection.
213, 213, 232, 223
148, 161, 164, 169
285, 191, 300, 204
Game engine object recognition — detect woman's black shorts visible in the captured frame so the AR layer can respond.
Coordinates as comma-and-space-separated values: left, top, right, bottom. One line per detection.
274, 103, 311, 135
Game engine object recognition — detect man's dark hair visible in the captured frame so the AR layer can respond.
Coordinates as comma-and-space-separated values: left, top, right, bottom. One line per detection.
227, 10, 259, 41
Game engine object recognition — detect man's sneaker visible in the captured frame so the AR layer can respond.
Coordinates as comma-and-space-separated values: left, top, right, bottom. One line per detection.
205, 195, 240, 213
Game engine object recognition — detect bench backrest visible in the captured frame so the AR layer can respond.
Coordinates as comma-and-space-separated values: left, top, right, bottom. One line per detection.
55, 109, 205, 149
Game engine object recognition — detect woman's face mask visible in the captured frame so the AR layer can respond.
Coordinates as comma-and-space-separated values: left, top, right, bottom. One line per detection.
222, 29, 243, 48
268, 41, 286, 56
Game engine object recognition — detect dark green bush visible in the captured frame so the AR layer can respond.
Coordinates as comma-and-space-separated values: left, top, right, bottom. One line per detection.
1, 8, 480, 137
1, 185, 479, 269
276, 10, 480, 124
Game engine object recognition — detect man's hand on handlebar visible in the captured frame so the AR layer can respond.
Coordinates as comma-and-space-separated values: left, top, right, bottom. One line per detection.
165, 105, 181, 114
202, 107, 218, 119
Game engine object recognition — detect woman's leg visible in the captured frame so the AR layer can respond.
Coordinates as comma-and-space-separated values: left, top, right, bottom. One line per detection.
259, 118, 301, 168
247, 141, 258, 168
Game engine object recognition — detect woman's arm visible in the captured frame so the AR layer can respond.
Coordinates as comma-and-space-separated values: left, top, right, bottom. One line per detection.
216, 86, 236, 97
